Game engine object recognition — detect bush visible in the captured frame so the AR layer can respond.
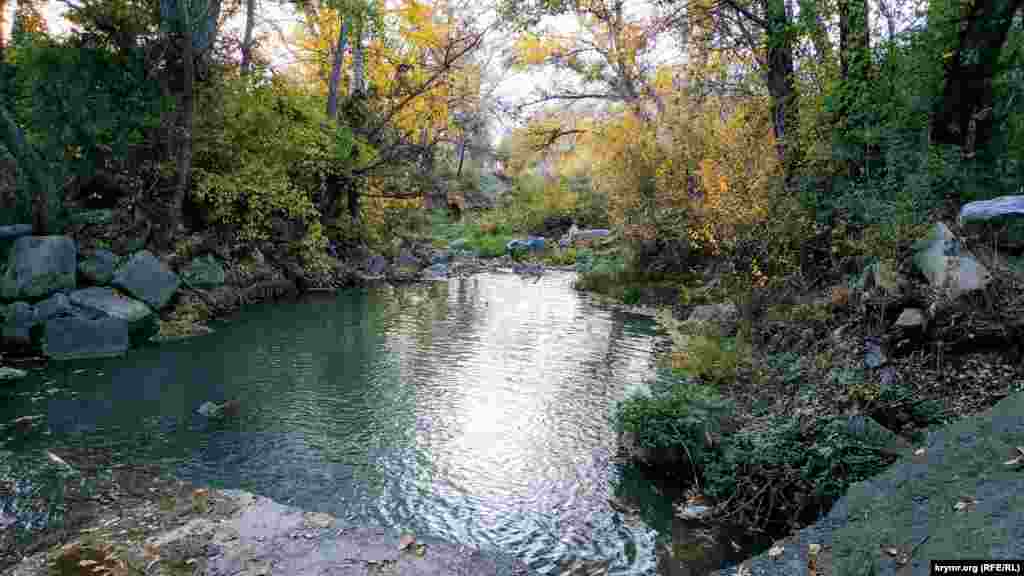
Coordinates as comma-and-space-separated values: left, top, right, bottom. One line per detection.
615, 371, 734, 471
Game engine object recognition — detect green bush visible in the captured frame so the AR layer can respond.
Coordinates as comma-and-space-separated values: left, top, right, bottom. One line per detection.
615, 371, 733, 470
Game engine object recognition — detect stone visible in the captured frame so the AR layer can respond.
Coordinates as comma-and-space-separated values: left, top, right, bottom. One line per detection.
181, 254, 227, 288
685, 302, 739, 335
78, 249, 119, 285
2, 301, 37, 346
197, 401, 222, 417
865, 338, 887, 369
573, 229, 611, 242
894, 308, 926, 330
43, 316, 130, 360
396, 248, 422, 270
112, 250, 180, 310
911, 222, 991, 299
526, 236, 546, 252
423, 262, 449, 281
366, 255, 388, 276
958, 195, 1024, 224
35, 292, 72, 320
1, 235, 77, 301
0, 366, 28, 382
430, 251, 450, 265
70, 287, 153, 323
0, 224, 32, 241
449, 238, 469, 250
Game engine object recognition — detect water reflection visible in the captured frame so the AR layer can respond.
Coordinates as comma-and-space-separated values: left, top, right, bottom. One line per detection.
3, 272, 685, 574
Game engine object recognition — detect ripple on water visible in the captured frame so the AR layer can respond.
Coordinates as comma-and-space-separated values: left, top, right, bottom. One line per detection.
2, 271, 671, 575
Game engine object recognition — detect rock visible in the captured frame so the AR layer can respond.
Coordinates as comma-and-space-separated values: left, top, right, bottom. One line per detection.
69, 209, 115, 227
112, 250, 180, 310
366, 254, 388, 276
43, 316, 130, 360
35, 292, 72, 320
911, 222, 991, 300
512, 262, 544, 276
958, 195, 1024, 224
430, 251, 450, 265
146, 518, 216, 564
423, 262, 449, 280
197, 401, 222, 417
865, 338, 887, 369
180, 254, 226, 288
78, 249, 118, 285
0, 366, 28, 382
573, 229, 611, 243
0, 224, 32, 241
198, 399, 241, 418
894, 308, 926, 330
1, 235, 78, 301
526, 236, 546, 252
685, 302, 739, 336
396, 248, 422, 270
449, 238, 469, 251
70, 287, 153, 323
2, 301, 38, 346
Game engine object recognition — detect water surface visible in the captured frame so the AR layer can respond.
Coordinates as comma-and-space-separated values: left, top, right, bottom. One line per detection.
3, 272, 685, 574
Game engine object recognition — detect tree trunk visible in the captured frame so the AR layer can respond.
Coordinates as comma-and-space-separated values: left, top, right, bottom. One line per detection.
836, 0, 871, 177
325, 16, 349, 120
349, 20, 365, 96
931, 0, 1024, 152
764, 0, 799, 184
240, 0, 256, 75
347, 175, 360, 221
161, 28, 194, 248
0, 106, 52, 234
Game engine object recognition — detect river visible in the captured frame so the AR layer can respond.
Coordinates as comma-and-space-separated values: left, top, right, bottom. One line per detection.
1, 271, 720, 574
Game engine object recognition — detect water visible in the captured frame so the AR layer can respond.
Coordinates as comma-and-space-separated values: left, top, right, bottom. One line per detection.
1, 271, 692, 574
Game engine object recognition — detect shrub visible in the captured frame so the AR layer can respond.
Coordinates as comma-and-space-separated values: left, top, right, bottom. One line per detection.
615, 371, 734, 471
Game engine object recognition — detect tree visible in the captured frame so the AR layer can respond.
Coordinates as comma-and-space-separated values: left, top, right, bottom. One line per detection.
931, 0, 1024, 156
240, 0, 257, 75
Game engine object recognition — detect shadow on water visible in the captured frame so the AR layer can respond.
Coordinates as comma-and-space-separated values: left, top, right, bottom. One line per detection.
1, 271, 769, 575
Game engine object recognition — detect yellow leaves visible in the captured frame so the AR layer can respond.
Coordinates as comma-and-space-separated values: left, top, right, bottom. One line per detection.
513, 34, 570, 68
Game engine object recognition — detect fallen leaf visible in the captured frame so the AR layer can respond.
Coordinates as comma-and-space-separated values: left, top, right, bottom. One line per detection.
885, 547, 899, 556
953, 496, 976, 511
808, 543, 821, 556
768, 545, 784, 559
914, 448, 926, 456
79, 560, 99, 567
415, 543, 427, 557
399, 533, 416, 551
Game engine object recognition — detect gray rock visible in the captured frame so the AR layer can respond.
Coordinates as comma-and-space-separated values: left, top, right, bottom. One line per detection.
0, 224, 32, 241
911, 222, 990, 300
1, 235, 77, 301
430, 251, 450, 265
197, 401, 222, 417
894, 308, 926, 330
424, 262, 449, 280
181, 254, 226, 288
35, 292, 72, 320
573, 228, 611, 241
366, 255, 388, 276
0, 366, 28, 382
112, 250, 180, 310
449, 238, 469, 250
396, 248, 422, 270
865, 338, 887, 369
958, 195, 1024, 224
78, 249, 118, 285
2, 301, 38, 346
70, 287, 153, 323
43, 316, 130, 360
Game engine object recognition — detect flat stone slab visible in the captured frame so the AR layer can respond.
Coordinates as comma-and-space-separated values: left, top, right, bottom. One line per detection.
69, 287, 152, 323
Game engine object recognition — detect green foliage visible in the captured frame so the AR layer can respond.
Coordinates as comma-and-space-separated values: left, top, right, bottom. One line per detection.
615, 371, 733, 469
544, 247, 577, 266
191, 75, 354, 246
706, 415, 897, 522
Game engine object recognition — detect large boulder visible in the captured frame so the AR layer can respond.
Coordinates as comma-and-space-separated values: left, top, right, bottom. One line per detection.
1, 235, 77, 301
958, 195, 1024, 224
112, 250, 180, 310
78, 249, 119, 285
2, 301, 38, 346
0, 224, 32, 241
180, 254, 226, 288
43, 316, 130, 360
35, 292, 73, 320
911, 222, 991, 300
69, 287, 152, 323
